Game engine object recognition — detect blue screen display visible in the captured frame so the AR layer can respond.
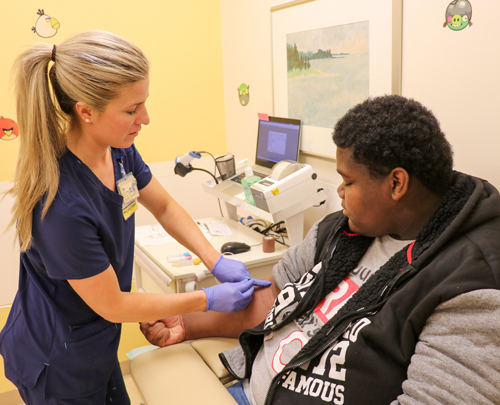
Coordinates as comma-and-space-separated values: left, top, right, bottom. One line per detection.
256, 120, 301, 166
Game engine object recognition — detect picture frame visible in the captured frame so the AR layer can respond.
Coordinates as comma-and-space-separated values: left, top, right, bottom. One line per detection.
271, 0, 403, 159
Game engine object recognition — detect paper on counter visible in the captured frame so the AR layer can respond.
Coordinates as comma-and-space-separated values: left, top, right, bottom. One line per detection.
135, 224, 176, 246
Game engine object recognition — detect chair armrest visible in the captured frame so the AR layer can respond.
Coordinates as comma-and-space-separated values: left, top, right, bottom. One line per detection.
130, 343, 237, 405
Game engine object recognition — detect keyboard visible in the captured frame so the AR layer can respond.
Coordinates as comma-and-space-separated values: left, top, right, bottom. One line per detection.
230, 171, 268, 184
204, 221, 232, 236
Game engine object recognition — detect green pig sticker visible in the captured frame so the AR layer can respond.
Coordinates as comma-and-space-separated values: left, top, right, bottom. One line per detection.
238, 84, 250, 106
444, 0, 472, 31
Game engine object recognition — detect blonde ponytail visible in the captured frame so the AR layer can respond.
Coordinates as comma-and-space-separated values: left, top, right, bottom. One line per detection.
6, 30, 149, 251
7, 44, 67, 251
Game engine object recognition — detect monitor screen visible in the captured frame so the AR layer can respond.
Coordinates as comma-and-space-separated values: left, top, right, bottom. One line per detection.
255, 117, 301, 169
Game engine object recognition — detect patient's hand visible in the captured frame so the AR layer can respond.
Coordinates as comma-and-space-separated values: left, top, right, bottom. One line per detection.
140, 315, 186, 347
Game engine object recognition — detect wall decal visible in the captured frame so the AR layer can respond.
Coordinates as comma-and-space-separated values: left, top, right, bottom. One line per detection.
238, 83, 250, 106
444, 0, 472, 31
0, 117, 19, 141
32, 9, 60, 38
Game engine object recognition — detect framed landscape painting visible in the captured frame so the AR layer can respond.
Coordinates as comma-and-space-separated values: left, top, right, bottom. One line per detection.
271, 0, 402, 158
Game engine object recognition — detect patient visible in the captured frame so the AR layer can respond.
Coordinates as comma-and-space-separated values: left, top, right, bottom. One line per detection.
141, 95, 500, 405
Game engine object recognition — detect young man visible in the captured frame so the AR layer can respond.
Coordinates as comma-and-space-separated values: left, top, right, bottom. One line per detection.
141, 95, 500, 405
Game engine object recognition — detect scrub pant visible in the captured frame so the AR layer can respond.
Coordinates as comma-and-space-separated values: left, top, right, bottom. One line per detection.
227, 380, 251, 405
18, 358, 130, 405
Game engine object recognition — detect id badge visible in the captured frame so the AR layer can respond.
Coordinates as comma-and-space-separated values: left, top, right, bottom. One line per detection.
117, 172, 140, 220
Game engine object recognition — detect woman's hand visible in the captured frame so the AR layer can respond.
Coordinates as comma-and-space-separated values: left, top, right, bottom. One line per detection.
202, 278, 257, 312
211, 256, 271, 287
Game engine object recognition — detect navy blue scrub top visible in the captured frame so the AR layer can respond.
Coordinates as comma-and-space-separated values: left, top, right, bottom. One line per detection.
0, 145, 152, 399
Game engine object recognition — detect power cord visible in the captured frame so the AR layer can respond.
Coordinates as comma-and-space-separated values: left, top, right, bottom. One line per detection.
191, 167, 219, 184
262, 221, 287, 245
242, 218, 287, 246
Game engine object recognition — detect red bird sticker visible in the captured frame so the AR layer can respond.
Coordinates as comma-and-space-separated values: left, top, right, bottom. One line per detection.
0, 117, 19, 141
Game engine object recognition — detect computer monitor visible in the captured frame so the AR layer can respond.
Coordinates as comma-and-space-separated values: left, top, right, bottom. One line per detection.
255, 116, 302, 169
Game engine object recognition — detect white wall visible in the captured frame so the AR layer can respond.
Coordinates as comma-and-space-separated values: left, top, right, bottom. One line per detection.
220, 0, 500, 232
219, 0, 344, 235
0, 183, 20, 305
402, 1, 500, 188
135, 157, 223, 226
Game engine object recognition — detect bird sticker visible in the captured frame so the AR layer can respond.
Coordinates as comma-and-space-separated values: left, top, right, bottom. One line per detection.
32, 9, 60, 38
444, 0, 473, 31
238, 83, 250, 106
0, 117, 19, 141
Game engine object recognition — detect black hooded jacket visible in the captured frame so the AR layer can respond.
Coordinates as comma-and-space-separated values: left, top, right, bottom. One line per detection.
220, 173, 500, 404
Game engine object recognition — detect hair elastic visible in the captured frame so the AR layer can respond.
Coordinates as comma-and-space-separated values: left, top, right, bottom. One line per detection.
51, 45, 57, 62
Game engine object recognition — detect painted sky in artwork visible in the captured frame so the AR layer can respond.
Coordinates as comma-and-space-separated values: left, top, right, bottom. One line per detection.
287, 21, 369, 129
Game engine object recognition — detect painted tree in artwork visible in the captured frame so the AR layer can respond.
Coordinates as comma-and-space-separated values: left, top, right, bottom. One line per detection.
287, 43, 311, 71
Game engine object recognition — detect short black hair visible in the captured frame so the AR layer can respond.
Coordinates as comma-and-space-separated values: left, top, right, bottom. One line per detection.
333, 95, 454, 193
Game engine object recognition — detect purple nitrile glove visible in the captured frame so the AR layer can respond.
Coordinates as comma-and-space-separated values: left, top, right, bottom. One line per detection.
202, 279, 256, 312
211, 255, 271, 287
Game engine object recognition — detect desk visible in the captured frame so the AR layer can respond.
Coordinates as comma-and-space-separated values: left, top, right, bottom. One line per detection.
134, 217, 288, 294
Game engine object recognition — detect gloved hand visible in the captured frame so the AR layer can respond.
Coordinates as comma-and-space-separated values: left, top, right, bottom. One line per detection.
202, 278, 257, 312
211, 255, 271, 287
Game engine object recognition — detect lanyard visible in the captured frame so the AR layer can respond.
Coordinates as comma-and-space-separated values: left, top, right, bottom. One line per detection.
117, 156, 127, 177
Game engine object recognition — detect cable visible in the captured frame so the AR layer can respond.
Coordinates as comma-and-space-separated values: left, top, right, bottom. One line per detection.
261, 220, 285, 235
196, 150, 218, 179
246, 219, 269, 233
216, 199, 223, 217
191, 152, 225, 217
266, 221, 287, 246
191, 167, 219, 184
243, 219, 287, 245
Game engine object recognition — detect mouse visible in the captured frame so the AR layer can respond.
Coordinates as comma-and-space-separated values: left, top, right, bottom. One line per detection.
220, 241, 251, 255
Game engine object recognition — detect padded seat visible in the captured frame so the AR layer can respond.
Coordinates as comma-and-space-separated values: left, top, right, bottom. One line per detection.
190, 337, 239, 384
130, 338, 239, 405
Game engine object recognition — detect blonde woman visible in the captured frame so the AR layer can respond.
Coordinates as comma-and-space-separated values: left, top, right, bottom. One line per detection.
0, 30, 269, 404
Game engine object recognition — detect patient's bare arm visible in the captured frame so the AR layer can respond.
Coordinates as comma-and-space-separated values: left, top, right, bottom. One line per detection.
140, 275, 280, 347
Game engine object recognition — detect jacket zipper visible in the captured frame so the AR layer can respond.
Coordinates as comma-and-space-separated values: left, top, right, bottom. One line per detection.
261, 225, 349, 404
380, 264, 415, 301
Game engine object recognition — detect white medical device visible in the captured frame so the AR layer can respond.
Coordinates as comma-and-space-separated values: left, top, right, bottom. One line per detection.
250, 160, 318, 213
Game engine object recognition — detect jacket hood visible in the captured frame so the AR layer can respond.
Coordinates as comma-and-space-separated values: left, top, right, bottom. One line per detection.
413, 173, 500, 270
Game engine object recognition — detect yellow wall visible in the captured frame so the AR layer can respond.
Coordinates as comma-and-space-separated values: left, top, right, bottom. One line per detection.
1, 0, 225, 394
0, 0, 227, 182
116, 281, 150, 364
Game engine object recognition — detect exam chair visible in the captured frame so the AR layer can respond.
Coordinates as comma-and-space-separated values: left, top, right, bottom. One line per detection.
130, 337, 239, 405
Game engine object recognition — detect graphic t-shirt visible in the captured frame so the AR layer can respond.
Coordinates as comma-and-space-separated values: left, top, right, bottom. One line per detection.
245, 235, 412, 405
